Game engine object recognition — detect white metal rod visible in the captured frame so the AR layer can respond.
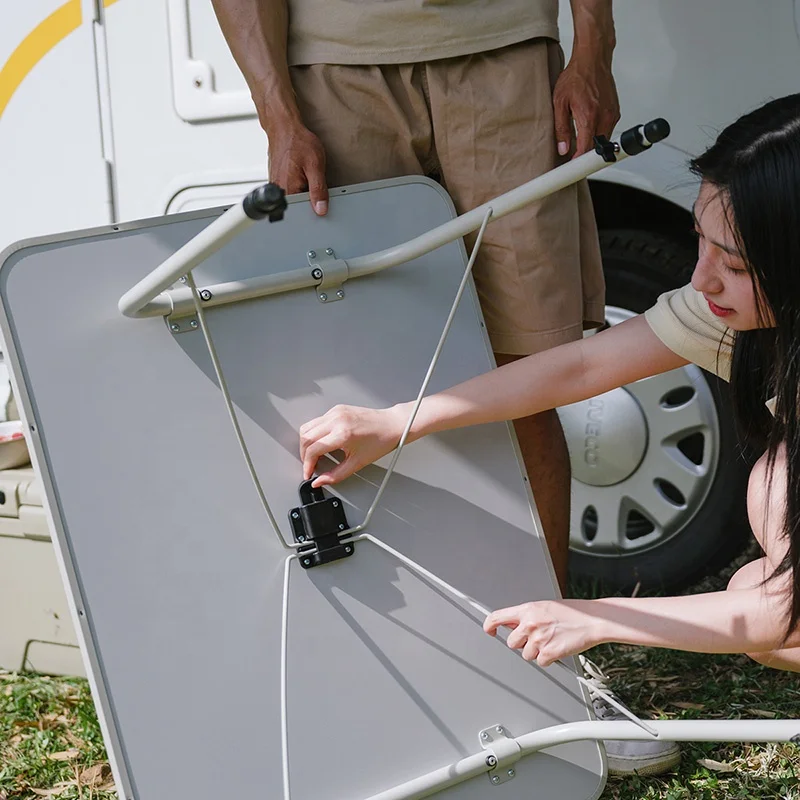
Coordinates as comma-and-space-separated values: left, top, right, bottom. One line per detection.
515, 719, 800, 750
365, 719, 800, 800
118, 146, 625, 320
346, 147, 627, 279
366, 750, 489, 800
185, 273, 290, 548
345, 209, 493, 537
119, 201, 254, 318
134, 268, 318, 319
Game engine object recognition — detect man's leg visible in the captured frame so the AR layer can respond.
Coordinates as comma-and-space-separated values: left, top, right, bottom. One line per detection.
425, 39, 597, 589
495, 354, 571, 593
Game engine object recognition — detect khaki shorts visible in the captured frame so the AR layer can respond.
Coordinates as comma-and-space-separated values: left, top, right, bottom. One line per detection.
290, 38, 604, 355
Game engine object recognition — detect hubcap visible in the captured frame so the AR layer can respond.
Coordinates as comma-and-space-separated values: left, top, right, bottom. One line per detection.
559, 306, 721, 558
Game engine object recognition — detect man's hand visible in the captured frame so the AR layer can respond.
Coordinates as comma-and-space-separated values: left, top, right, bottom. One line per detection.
554, 0, 619, 158
299, 403, 411, 487
553, 53, 619, 158
483, 599, 604, 667
268, 121, 329, 215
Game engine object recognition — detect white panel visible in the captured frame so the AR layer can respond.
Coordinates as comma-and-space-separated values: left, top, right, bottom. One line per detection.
104, 0, 267, 221
0, 1, 110, 252
167, 0, 256, 122
559, 0, 800, 158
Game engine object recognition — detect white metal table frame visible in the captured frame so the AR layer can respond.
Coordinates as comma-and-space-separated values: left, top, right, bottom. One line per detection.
116, 121, 800, 799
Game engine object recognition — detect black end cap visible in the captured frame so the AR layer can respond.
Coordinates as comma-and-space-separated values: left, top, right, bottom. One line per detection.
620, 126, 647, 156
243, 182, 287, 222
644, 118, 670, 144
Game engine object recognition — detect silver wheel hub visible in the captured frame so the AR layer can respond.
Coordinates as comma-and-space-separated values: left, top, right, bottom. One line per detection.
558, 306, 721, 558
558, 388, 648, 487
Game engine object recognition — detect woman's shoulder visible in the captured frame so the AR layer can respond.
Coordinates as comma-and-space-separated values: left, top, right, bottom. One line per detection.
643, 284, 733, 381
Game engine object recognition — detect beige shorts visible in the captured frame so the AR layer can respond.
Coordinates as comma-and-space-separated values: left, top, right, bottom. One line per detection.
290, 38, 604, 355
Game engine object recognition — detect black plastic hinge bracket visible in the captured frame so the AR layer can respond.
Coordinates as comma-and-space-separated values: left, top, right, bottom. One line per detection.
289, 479, 354, 569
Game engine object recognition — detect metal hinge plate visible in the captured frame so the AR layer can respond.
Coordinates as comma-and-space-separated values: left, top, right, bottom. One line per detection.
479, 724, 521, 786
307, 248, 349, 303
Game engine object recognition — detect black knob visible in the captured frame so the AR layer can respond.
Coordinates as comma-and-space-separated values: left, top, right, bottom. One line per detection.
243, 182, 288, 222
644, 118, 670, 144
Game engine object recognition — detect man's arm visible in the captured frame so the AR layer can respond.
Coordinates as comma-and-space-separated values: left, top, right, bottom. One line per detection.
211, 0, 329, 214
553, 0, 620, 157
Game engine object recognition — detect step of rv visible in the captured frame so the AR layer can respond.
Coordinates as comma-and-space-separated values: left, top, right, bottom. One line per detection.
0, 466, 49, 541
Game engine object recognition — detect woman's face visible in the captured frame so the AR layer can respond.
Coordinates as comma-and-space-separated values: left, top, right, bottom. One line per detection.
690, 181, 763, 330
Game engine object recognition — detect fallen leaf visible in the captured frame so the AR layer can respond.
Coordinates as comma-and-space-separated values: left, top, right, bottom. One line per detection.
698, 758, 736, 773
673, 702, 706, 710
29, 782, 75, 797
47, 749, 79, 761
79, 764, 112, 786
748, 708, 777, 718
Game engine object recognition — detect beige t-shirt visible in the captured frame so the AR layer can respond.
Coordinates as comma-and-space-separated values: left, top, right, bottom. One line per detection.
287, 0, 559, 67
644, 284, 734, 381
645, 284, 776, 413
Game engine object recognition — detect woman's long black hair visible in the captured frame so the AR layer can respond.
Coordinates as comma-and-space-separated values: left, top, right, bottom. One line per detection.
690, 93, 800, 640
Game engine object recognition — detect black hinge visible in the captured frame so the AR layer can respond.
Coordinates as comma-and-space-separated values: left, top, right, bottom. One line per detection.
289, 479, 355, 569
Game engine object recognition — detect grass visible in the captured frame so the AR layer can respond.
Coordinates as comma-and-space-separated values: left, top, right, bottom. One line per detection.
0, 673, 115, 800
1, 546, 798, 799
590, 645, 800, 799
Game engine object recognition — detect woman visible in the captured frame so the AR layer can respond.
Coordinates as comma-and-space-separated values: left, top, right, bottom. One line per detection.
298, 94, 800, 673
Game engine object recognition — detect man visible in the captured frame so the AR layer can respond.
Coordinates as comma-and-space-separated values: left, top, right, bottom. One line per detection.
212, 0, 679, 776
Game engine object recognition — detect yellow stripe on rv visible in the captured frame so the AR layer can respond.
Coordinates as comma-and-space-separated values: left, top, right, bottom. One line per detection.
0, 1, 83, 120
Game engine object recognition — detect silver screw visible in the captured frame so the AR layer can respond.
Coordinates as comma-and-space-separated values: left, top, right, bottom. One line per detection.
336, 289, 345, 299
179, 276, 187, 283
339, 524, 345, 530
193, 78, 202, 88
325, 248, 334, 256
291, 511, 299, 519
311, 268, 323, 280
297, 535, 306, 543
199, 289, 212, 301
303, 558, 311, 566
491, 776, 500, 785
319, 293, 328, 302
170, 323, 180, 332
344, 546, 352, 554
332, 500, 339, 507
485, 754, 496, 767
495, 726, 503, 734
189, 320, 198, 329
481, 732, 490, 741
507, 769, 515, 778
308, 250, 316, 259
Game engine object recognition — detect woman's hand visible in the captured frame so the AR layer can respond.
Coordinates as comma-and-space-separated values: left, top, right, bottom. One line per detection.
483, 599, 605, 667
299, 403, 411, 487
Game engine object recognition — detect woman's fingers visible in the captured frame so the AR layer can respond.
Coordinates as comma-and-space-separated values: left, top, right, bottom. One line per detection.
483, 605, 524, 636
522, 638, 540, 663
302, 433, 345, 480
312, 457, 360, 488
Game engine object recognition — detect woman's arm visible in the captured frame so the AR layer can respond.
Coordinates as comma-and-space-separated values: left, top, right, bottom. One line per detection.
484, 580, 796, 667
300, 313, 688, 485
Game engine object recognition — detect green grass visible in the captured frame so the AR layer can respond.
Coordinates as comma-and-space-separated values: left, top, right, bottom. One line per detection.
589, 645, 800, 799
0, 672, 115, 800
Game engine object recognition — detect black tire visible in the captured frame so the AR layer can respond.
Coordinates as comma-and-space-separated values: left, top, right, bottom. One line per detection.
567, 229, 752, 593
